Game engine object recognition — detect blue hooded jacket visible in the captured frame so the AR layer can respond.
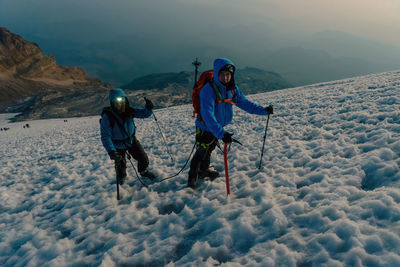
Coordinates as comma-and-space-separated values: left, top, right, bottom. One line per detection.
100, 88, 152, 153
195, 58, 268, 139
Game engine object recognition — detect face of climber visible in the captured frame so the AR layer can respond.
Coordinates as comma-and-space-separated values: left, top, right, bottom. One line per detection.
218, 64, 234, 86
112, 97, 126, 114
219, 70, 232, 85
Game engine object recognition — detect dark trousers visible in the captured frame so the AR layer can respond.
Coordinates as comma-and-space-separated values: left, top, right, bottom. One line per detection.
115, 136, 149, 178
188, 128, 218, 180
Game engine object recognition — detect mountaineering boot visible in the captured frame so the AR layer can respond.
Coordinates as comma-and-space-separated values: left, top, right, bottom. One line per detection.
140, 169, 156, 180
198, 169, 219, 180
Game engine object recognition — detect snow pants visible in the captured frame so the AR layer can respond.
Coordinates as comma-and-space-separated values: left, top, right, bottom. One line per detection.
188, 128, 218, 181
115, 136, 149, 179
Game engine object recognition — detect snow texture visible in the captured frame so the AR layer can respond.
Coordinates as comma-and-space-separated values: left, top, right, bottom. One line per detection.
1, 70, 400, 266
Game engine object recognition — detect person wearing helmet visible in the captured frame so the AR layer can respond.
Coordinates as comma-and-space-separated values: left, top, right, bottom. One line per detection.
188, 58, 274, 189
100, 88, 156, 184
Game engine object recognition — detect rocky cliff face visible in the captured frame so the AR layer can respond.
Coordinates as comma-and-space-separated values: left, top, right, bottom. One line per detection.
0, 27, 109, 107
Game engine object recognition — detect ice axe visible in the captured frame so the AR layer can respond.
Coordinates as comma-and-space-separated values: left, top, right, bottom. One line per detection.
223, 138, 242, 196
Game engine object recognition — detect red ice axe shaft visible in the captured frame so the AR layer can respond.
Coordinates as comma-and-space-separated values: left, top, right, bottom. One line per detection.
224, 143, 230, 195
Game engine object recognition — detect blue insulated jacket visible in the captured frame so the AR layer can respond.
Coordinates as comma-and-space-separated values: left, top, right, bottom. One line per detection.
195, 58, 268, 139
101, 88, 152, 153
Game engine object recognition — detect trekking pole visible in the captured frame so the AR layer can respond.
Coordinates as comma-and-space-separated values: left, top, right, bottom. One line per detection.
152, 111, 175, 163
258, 113, 271, 170
224, 143, 231, 196
145, 98, 175, 163
116, 174, 120, 200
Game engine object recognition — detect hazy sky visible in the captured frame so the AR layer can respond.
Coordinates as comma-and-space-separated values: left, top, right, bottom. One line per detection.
1, 0, 399, 84
1, 0, 399, 46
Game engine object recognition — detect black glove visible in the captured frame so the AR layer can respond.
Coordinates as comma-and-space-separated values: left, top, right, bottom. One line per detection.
265, 105, 274, 115
222, 132, 233, 144
144, 97, 154, 110
109, 151, 123, 162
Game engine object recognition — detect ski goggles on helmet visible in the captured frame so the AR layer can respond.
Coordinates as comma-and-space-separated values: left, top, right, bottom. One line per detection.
112, 97, 126, 103
220, 64, 235, 73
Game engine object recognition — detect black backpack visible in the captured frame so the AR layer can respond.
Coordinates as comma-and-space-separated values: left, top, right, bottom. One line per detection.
100, 107, 116, 128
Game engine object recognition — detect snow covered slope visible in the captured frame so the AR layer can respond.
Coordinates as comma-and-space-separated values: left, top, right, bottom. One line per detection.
1, 70, 400, 266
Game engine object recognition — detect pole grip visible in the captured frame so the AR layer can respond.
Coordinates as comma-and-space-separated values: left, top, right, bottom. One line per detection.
224, 143, 230, 195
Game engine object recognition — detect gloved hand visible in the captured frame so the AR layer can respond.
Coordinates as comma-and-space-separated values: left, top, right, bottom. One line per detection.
144, 97, 154, 110
109, 151, 123, 162
265, 105, 274, 115
222, 132, 233, 144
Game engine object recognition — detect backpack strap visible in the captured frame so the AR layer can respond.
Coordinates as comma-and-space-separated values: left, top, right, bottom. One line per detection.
102, 108, 135, 141
100, 107, 115, 128
198, 83, 236, 125
211, 82, 223, 101
211, 82, 237, 106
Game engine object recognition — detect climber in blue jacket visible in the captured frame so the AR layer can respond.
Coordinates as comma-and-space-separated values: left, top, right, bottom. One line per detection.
188, 58, 274, 189
101, 88, 156, 184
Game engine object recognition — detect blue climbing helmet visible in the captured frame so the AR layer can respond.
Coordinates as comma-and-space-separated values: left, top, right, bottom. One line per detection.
108, 88, 127, 104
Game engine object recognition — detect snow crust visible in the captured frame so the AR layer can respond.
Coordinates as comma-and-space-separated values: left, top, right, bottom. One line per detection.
1, 70, 400, 266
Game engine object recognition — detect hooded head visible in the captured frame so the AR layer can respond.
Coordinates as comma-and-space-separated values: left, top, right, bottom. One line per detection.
109, 88, 126, 102
109, 88, 128, 114
213, 58, 236, 88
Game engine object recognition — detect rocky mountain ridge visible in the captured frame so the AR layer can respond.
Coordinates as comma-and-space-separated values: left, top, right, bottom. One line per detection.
0, 27, 109, 111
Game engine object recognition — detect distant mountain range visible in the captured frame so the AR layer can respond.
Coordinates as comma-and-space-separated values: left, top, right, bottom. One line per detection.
0, 28, 291, 121
20, 24, 400, 87
122, 67, 291, 94
120, 68, 292, 110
